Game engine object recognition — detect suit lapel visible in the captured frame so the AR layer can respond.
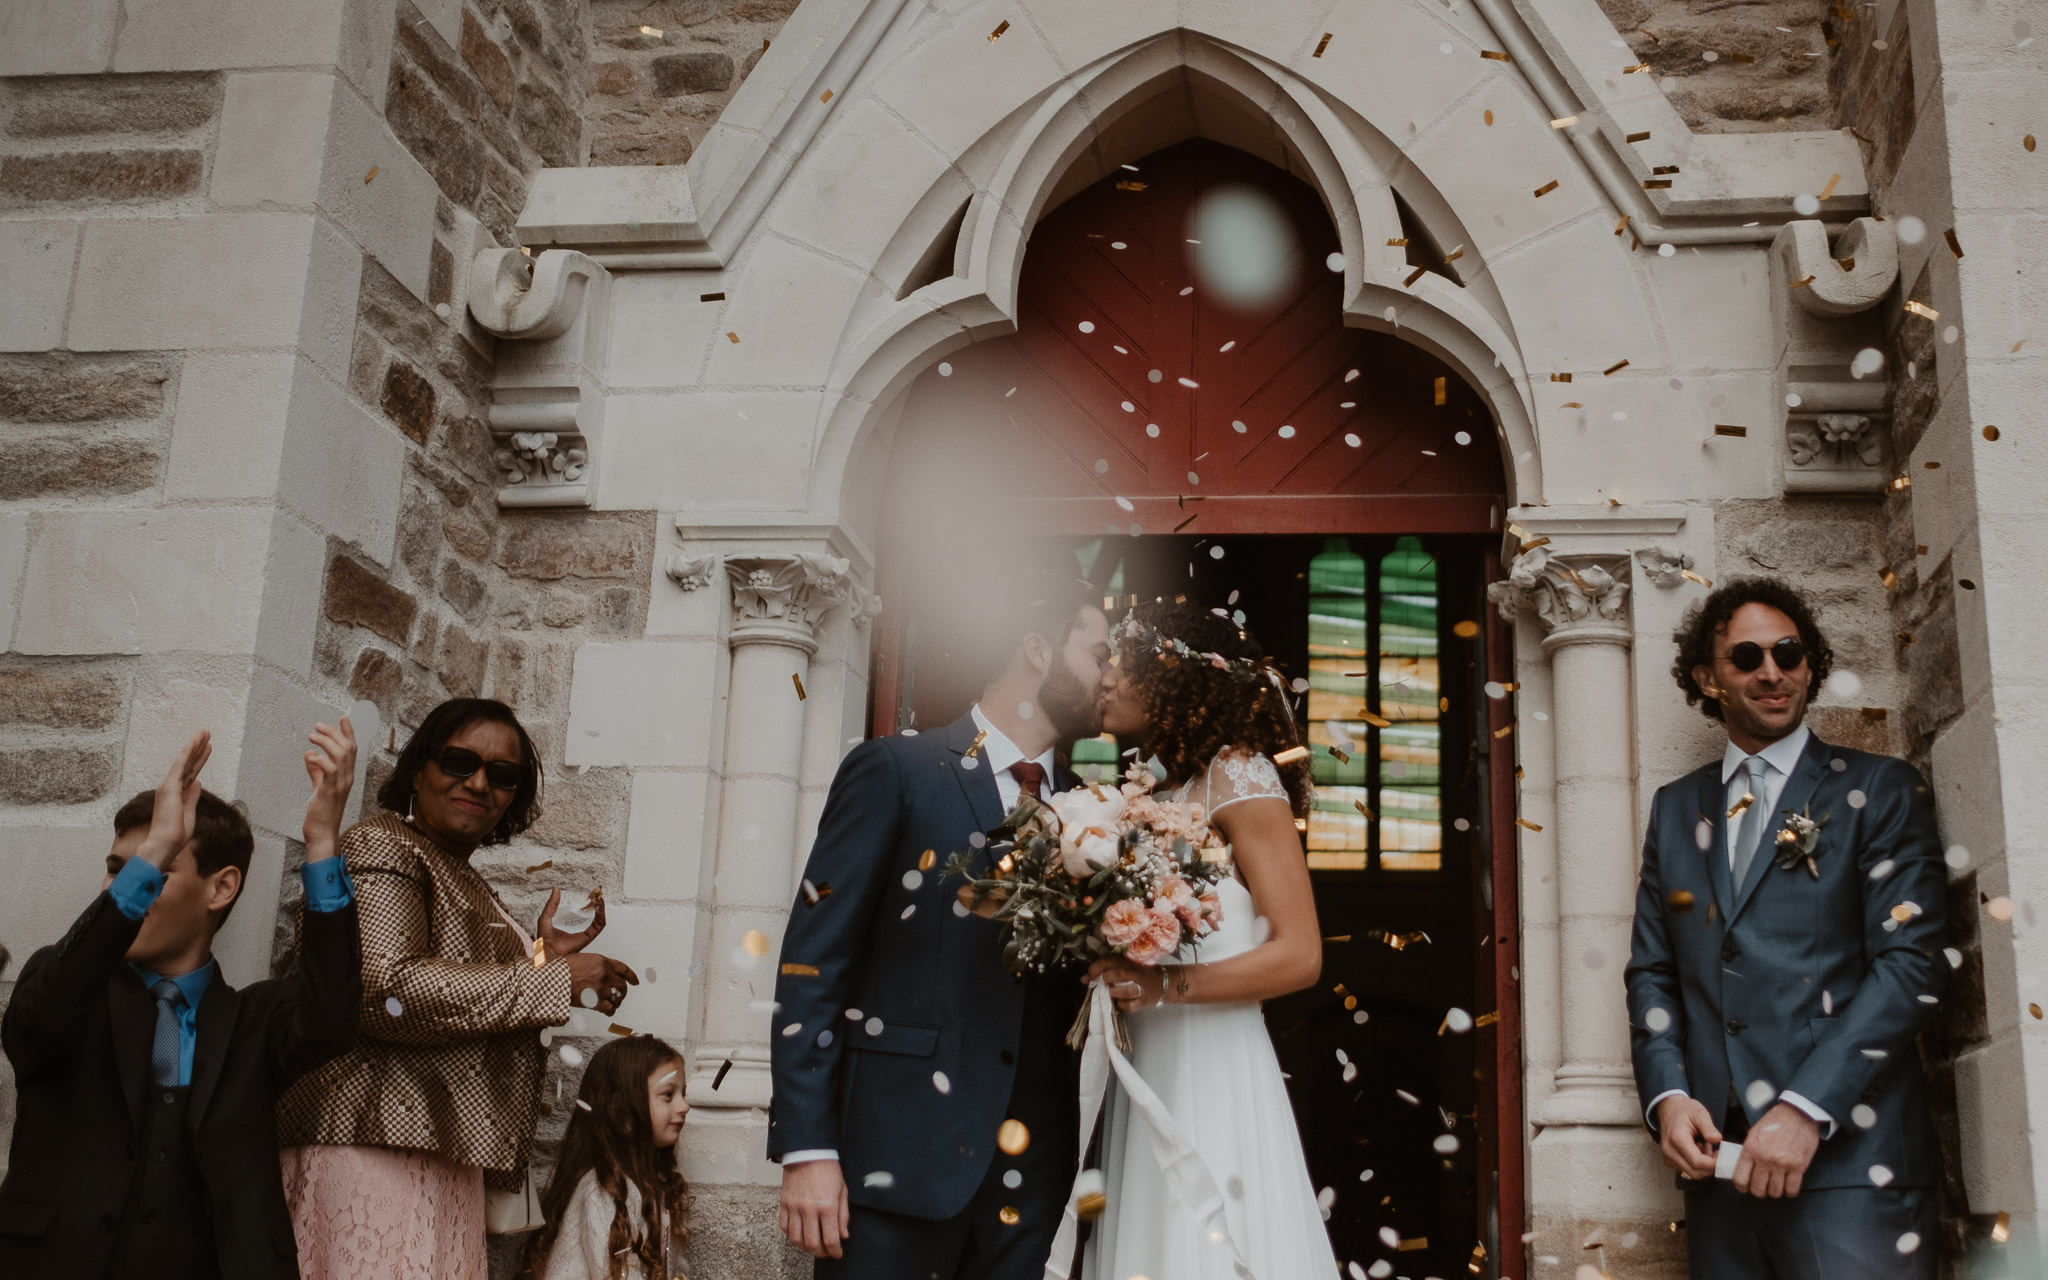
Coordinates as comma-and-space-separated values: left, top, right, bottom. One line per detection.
187, 975, 241, 1130
943, 714, 1007, 834
1697, 770, 1738, 925
1728, 733, 1832, 926
108, 970, 154, 1128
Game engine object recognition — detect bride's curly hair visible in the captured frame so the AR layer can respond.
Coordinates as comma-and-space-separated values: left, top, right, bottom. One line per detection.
1119, 600, 1312, 817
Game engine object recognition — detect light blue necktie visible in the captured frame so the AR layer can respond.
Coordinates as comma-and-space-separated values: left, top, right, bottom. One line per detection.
1731, 755, 1771, 890
149, 979, 185, 1087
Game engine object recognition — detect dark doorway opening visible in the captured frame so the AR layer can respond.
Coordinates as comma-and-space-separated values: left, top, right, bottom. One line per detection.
876, 531, 1505, 1280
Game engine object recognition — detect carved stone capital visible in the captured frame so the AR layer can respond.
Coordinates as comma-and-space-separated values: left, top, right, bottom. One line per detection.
1487, 548, 1632, 642
1785, 412, 1891, 492
724, 553, 874, 652
1634, 546, 1695, 589
665, 553, 719, 592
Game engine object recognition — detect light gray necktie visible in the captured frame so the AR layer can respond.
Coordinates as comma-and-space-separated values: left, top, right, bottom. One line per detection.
1730, 755, 1771, 890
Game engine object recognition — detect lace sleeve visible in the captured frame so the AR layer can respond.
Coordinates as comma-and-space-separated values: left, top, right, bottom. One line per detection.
1204, 748, 1291, 816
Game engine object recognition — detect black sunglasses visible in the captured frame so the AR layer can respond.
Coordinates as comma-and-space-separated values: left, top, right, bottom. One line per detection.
431, 745, 524, 791
1723, 637, 1807, 673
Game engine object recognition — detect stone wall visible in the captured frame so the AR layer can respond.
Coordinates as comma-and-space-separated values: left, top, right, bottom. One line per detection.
584, 0, 800, 165
1594, 0, 1834, 133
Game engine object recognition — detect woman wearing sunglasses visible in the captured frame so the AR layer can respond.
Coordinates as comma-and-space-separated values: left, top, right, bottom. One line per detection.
277, 698, 640, 1280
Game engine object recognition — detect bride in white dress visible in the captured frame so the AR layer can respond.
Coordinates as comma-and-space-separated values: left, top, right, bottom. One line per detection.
1070, 601, 1341, 1280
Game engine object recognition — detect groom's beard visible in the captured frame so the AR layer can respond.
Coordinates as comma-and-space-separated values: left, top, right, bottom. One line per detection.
1037, 659, 1104, 741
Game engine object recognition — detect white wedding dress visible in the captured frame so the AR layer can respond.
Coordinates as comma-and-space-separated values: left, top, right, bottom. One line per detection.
1081, 749, 1341, 1280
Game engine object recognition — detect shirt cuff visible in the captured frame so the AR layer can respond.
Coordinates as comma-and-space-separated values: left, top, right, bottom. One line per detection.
1778, 1091, 1836, 1138
299, 857, 356, 913
1644, 1088, 1688, 1131
782, 1149, 839, 1166
108, 857, 167, 921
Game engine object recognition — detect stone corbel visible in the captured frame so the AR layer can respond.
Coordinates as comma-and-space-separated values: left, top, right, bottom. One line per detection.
1486, 546, 1631, 642
1633, 546, 1696, 589
1772, 218, 1900, 317
1785, 411, 1892, 492
1769, 219, 1896, 497
470, 249, 612, 509
724, 553, 878, 654
665, 553, 719, 592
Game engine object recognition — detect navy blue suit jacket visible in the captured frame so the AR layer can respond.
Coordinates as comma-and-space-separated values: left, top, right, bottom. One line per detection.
768, 713, 1081, 1220
1624, 733, 1949, 1189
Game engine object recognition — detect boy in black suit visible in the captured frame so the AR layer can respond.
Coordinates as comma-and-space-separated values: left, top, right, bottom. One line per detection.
0, 720, 363, 1280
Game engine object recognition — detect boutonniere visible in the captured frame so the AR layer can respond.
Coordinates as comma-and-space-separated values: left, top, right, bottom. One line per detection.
1772, 806, 1830, 879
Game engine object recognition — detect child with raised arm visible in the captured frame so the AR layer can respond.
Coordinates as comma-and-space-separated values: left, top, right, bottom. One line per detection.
522, 1035, 694, 1280
0, 719, 364, 1280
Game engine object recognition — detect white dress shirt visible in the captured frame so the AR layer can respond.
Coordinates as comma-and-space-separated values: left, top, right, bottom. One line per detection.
1645, 725, 1835, 1137
783, 706, 1058, 1169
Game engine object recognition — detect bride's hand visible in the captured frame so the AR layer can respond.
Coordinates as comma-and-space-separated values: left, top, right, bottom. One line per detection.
1085, 958, 1167, 1010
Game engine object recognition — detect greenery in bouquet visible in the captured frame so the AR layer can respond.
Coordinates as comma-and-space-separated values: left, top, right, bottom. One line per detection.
946, 763, 1231, 979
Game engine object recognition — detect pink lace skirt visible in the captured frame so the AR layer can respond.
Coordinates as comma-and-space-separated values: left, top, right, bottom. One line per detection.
281, 1144, 488, 1280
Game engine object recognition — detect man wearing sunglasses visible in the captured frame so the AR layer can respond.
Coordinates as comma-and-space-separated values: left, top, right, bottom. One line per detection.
1625, 577, 1947, 1278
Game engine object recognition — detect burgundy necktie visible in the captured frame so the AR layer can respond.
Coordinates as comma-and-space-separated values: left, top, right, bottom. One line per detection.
1008, 760, 1048, 800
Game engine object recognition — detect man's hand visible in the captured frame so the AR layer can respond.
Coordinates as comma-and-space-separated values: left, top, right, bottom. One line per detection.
1655, 1094, 1722, 1180
778, 1158, 850, 1259
1734, 1102, 1820, 1199
138, 729, 212, 869
302, 717, 357, 863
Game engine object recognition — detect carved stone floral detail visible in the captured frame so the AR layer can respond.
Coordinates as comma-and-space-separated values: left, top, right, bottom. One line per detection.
496, 430, 587, 488
724, 553, 878, 651
1487, 547, 1631, 636
665, 553, 718, 592
1634, 546, 1695, 589
1785, 412, 1890, 493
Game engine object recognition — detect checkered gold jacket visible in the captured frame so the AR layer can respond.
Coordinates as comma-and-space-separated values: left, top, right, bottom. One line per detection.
278, 812, 573, 1190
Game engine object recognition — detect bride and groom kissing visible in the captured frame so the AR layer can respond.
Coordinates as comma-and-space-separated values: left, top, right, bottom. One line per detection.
767, 577, 1340, 1280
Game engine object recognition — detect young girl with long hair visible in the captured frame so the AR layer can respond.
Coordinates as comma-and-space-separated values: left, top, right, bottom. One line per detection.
521, 1036, 692, 1280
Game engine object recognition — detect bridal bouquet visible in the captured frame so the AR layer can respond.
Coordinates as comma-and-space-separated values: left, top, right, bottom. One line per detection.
946, 763, 1230, 981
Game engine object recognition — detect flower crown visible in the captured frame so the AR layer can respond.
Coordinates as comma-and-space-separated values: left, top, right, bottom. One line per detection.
1112, 610, 1276, 688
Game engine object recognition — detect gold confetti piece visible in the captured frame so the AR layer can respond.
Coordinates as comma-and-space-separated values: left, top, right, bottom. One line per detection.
819, 89, 834, 103
1330, 745, 1350, 764
1603, 358, 1630, 376
727, 331, 740, 342
1533, 179, 1559, 197
1994, 1211, 2012, 1243
998, 1206, 1021, 1225
610, 1023, 634, 1036
1550, 372, 1573, 383
640, 24, 663, 36
1639, 26, 1660, 41
1399, 1239, 1429, 1252
1715, 424, 1749, 437
988, 19, 1009, 40
2032, 1005, 2044, 1020
1481, 49, 1511, 61
1499, 681, 1520, 691
1625, 130, 1651, 142
1475, 1010, 1500, 1027
1926, 460, 1942, 469
1644, 179, 1672, 190
1681, 569, 1714, 587
700, 291, 726, 302
1890, 476, 1912, 491
802, 879, 833, 905
1453, 619, 1480, 637
1653, 165, 1680, 175
1916, 544, 1930, 555
1433, 376, 1447, 405
1354, 799, 1375, 820
1483, 109, 1494, 126
1360, 711, 1391, 729
1614, 214, 1632, 237
781, 963, 820, 976
526, 859, 555, 873
793, 672, 806, 700
742, 929, 772, 957
1115, 180, 1147, 191
1172, 514, 1198, 533
1984, 425, 2002, 441
1788, 275, 1817, 289
1818, 173, 1842, 201
533, 938, 548, 968
998, 1119, 1031, 1154
1732, 51, 1756, 63
1493, 724, 1514, 739
1881, 568, 1898, 591
1890, 901, 1922, 923
1403, 265, 1428, 287
2028, 136, 2038, 153
1514, 818, 1542, 833
1387, 237, 1410, 247
1520, 536, 1553, 551
965, 729, 988, 759
1442, 246, 1464, 263
1313, 31, 1333, 57
1076, 1190, 1106, 1220
1623, 62, 1650, 73
1706, 902, 1719, 923
364, 165, 379, 183
1945, 228, 1964, 259
1668, 889, 1696, 912
1904, 300, 1939, 320
1727, 792, 1755, 819
1273, 745, 1311, 765
712, 1058, 734, 1089
1551, 114, 1579, 128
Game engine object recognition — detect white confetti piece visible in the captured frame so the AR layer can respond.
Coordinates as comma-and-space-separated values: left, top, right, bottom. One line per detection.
1645, 1007, 1671, 1033
902, 870, 924, 891
385, 996, 403, 1017
1870, 1164, 1895, 1186
863, 1170, 895, 1188
1851, 1104, 1878, 1129
1896, 1232, 1922, 1254
1433, 1134, 1461, 1153
560, 1044, 584, 1066
932, 1071, 952, 1094
1745, 1079, 1776, 1109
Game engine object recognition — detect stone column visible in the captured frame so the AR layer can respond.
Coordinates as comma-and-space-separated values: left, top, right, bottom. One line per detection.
1489, 548, 1641, 1125
690, 552, 867, 1111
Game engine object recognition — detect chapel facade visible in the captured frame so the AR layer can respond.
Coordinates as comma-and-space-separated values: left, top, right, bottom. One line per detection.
0, 0, 2041, 1276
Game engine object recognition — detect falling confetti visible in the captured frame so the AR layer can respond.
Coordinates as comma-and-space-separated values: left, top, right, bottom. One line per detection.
998, 1119, 1032, 1154
385, 996, 403, 1017
933, 1071, 952, 1094
742, 929, 772, 957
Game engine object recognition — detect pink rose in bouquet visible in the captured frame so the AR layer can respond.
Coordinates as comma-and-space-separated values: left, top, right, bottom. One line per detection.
1197, 888, 1224, 931
1125, 907, 1184, 965
1155, 876, 1206, 934
1100, 898, 1151, 950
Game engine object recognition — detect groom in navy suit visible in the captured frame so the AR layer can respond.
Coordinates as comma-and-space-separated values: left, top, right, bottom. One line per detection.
770, 579, 1113, 1278
1626, 578, 1948, 1277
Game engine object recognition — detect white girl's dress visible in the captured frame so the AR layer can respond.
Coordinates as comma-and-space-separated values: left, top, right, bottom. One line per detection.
1079, 749, 1342, 1280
